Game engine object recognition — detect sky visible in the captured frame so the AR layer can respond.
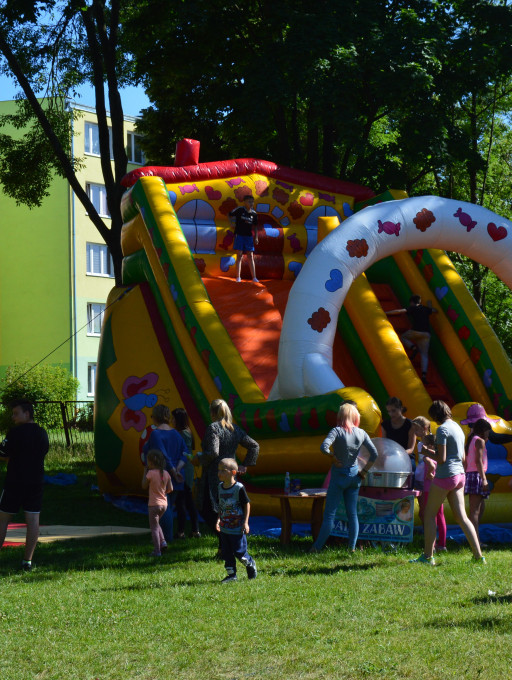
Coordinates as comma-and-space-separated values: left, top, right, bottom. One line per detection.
0, 75, 151, 118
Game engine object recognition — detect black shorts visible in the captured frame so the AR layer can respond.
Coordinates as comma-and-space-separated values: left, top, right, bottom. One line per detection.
0, 483, 44, 514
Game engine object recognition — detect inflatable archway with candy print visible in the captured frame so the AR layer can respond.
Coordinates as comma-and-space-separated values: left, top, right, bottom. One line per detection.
272, 197, 512, 405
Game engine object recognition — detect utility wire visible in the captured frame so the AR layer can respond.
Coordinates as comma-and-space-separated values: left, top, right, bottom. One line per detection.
4, 288, 132, 389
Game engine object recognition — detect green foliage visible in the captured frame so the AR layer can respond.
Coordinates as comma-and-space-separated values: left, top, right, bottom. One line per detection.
0, 98, 81, 207
0, 361, 79, 432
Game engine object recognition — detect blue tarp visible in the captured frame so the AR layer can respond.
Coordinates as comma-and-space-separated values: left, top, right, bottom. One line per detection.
44, 473, 77, 486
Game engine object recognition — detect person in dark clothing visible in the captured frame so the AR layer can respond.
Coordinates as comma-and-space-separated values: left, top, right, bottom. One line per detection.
0, 400, 49, 571
229, 194, 259, 282
386, 294, 438, 383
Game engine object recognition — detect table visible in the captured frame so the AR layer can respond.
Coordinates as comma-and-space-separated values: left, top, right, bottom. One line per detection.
271, 492, 326, 545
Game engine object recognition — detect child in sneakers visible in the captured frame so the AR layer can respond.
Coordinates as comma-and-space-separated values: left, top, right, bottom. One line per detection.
411, 416, 447, 553
142, 450, 173, 557
216, 458, 257, 582
409, 401, 484, 566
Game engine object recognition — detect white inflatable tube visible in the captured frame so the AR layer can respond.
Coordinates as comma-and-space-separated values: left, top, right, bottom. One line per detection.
270, 196, 512, 399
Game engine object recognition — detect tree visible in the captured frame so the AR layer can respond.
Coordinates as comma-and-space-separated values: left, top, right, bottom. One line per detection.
0, 0, 134, 282
0, 361, 79, 432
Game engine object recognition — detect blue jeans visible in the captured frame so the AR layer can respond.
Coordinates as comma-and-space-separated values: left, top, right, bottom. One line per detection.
313, 464, 361, 551
220, 532, 253, 575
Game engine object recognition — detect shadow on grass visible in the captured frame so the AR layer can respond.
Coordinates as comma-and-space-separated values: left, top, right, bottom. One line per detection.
471, 593, 512, 605
280, 561, 381, 577
425, 616, 512, 633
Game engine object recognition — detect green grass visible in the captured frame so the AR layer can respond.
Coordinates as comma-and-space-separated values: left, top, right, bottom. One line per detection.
0, 446, 511, 679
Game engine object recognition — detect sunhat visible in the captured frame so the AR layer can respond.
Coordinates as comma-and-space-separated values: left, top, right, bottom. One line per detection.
460, 403, 500, 426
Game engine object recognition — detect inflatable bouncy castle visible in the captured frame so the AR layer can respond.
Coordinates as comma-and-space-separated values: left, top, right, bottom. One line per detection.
94, 139, 512, 519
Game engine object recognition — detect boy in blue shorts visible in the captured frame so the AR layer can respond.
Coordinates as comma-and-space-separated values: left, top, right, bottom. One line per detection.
216, 458, 257, 583
229, 194, 259, 282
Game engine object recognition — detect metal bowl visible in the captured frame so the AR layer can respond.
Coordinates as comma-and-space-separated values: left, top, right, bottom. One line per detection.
361, 470, 412, 489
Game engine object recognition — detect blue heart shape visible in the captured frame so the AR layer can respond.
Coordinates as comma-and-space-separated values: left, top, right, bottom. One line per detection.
279, 413, 291, 432
483, 369, 493, 387
171, 284, 178, 301
213, 376, 223, 391
220, 256, 236, 272
435, 286, 448, 299
325, 269, 344, 292
343, 202, 353, 217
288, 261, 303, 278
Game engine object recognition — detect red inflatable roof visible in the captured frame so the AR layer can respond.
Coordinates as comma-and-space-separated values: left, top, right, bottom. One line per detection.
121, 158, 375, 203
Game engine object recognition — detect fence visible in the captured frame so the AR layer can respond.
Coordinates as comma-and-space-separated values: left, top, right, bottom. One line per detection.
33, 400, 94, 447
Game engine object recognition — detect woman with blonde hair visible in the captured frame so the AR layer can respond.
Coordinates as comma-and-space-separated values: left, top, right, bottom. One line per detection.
198, 399, 259, 537
311, 403, 378, 553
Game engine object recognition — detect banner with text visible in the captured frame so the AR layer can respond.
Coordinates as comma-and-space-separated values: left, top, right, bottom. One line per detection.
331, 495, 415, 543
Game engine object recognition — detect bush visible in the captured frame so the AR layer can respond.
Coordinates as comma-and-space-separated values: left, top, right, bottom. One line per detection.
0, 362, 79, 432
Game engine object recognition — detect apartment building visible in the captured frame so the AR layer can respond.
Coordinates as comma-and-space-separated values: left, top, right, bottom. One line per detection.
0, 100, 144, 399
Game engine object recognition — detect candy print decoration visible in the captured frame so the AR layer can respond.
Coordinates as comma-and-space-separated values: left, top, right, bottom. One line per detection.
435, 286, 448, 300
194, 257, 206, 273
346, 238, 369, 258
307, 307, 331, 332
279, 413, 291, 432
319, 192, 335, 203
205, 186, 222, 201
487, 222, 508, 242
377, 219, 401, 236
342, 202, 354, 217
226, 177, 245, 187
413, 208, 436, 232
178, 183, 199, 195
325, 269, 344, 292
454, 207, 477, 232
219, 231, 234, 250
300, 192, 314, 206
287, 233, 302, 252
289, 201, 304, 219
288, 261, 302, 278
220, 256, 236, 272
272, 187, 289, 205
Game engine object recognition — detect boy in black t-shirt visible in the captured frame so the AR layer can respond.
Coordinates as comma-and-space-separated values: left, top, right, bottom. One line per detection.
0, 400, 49, 571
386, 294, 438, 383
216, 458, 257, 583
229, 194, 260, 283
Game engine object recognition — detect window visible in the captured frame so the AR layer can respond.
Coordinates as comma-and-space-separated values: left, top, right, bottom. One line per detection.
127, 131, 145, 164
86, 182, 110, 218
88, 363, 97, 396
87, 303, 105, 335
84, 122, 113, 157
86, 243, 114, 277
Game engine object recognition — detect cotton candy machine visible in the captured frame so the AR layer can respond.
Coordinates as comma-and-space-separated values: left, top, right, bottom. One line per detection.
358, 437, 413, 489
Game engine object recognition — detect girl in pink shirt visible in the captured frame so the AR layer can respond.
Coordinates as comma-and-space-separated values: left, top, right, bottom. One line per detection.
411, 417, 447, 553
464, 418, 492, 544
142, 450, 173, 557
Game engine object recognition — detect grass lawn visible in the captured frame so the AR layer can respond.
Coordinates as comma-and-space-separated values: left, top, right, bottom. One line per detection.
0, 446, 510, 680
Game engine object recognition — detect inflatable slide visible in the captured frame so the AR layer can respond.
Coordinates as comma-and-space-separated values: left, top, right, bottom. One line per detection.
95, 141, 512, 519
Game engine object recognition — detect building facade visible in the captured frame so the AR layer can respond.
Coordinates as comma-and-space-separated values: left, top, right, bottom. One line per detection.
0, 100, 144, 399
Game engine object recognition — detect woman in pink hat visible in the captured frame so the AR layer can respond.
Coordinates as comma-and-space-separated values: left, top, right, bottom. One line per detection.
461, 404, 511, 445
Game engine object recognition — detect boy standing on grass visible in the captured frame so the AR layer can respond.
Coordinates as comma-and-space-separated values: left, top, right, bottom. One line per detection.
229, 194, 259, 282
216, 458, 257, 583
0, 400, 49, 571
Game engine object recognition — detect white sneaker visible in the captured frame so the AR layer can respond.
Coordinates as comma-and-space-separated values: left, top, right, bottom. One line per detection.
236, 277, 241, 282
252, 278, 259, 283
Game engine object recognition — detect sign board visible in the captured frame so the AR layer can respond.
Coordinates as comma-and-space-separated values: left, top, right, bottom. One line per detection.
331, 494, 415, 543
